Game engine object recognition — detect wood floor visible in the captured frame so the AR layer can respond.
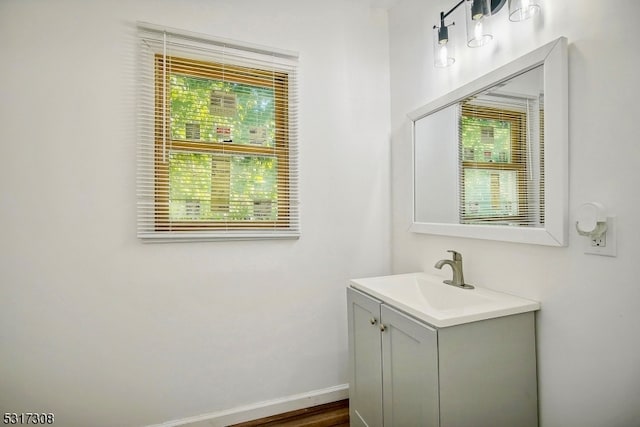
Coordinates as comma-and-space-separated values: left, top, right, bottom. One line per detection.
227, 399, 349, 427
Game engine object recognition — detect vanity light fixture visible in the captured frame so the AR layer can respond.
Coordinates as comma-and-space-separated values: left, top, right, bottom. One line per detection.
465, 0, 492, 47
434, 13, 455, 67
432, 0, 541, 67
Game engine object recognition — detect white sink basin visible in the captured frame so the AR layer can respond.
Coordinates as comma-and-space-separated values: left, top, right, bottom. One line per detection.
349, 272, 540, 327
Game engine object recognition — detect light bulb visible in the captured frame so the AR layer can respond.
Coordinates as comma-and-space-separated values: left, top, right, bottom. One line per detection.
433, 26, 455, 67
466, 0, 492, 47
474, 22, 483, 43
439, 44, 448, 65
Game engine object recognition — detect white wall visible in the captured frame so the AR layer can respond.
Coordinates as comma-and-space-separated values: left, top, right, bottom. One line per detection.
389, 1, 640, 426
0, 1, 391, 426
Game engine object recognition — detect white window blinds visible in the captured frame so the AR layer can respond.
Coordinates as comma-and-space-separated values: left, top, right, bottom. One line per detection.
458, 91, 544, 227
137, 23, 299, 241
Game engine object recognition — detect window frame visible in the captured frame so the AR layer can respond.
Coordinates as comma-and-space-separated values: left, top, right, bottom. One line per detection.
154, 55, 291, 231
136, 23, 300, 242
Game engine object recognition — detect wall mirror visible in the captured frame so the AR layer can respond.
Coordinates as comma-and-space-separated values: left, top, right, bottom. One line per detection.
409, 37, 568, 246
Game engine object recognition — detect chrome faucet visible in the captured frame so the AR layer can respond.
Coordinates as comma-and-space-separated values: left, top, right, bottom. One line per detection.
434, 250, 474, 289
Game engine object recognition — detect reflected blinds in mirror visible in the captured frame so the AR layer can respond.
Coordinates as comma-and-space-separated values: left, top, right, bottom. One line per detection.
458, 92, 544, 227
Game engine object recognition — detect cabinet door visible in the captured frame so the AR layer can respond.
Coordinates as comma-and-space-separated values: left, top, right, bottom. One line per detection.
347, 288, 383, 427
381, 305, 439, 427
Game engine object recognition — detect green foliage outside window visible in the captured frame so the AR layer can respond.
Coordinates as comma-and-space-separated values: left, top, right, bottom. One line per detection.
167, 74, 279, 222
169, 153, 277, 221
460, 116, 511, 163
460, 115, 520, 221
170, 74, 275, 145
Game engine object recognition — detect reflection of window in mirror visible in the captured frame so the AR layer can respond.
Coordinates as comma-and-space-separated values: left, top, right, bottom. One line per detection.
409, 38, 566, 245
458, 91, 544, 227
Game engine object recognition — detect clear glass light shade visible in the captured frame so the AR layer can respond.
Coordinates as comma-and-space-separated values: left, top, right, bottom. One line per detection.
465, 0, 492, 48
433, 26, 455, 67
508, 0, 540, 21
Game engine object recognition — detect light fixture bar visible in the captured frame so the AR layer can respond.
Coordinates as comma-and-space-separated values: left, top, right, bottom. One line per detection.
432, 0, 540, 68
441, 0, 466, 22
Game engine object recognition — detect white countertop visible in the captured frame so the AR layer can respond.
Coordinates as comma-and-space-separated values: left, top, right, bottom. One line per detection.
349, 272, 540, 327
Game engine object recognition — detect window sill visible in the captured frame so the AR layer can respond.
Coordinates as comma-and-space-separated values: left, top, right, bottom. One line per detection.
138, 230, 300, 243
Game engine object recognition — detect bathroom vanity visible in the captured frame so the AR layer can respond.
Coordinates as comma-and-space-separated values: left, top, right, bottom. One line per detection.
347, 273, 540, 427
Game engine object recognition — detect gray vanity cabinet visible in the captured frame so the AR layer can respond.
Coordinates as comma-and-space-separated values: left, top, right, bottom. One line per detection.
347, 286, 538, 427
348, 287, 438, 427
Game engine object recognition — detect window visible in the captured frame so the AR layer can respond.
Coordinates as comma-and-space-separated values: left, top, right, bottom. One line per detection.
137, 24, 299, 241
459, 96, 543, 227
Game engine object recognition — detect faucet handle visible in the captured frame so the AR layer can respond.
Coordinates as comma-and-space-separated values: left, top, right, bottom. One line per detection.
447, 250, 462, 261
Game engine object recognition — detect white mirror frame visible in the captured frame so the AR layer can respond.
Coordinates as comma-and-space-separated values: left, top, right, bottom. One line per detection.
408, 37, 568, 246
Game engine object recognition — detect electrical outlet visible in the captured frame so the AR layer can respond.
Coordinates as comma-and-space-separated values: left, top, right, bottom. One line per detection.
591, 234, 606, 247
585, 216, 617, 257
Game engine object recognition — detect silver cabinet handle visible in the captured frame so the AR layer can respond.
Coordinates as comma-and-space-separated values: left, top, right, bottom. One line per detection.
370, 318, 377, 325
380, 324, 387, 332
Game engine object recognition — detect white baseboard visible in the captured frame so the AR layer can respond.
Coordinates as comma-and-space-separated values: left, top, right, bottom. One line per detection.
147, 384, 349, 427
